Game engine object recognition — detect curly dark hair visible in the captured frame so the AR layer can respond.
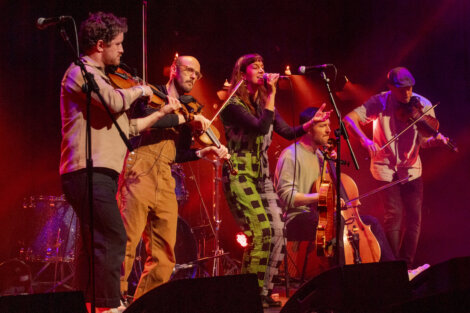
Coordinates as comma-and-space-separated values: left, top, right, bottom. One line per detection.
79, 12, 128, 53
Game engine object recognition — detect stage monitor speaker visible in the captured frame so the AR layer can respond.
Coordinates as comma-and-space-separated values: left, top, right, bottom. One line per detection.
0, 291, 86, 313
397, 256, 470, 312
124, 274, 263, 313
281, 261, 410, 313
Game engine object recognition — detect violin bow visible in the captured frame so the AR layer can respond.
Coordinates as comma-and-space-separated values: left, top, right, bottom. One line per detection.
344, 175, 411, 208
141, 0, 148, 85
208, 79, 244, 126
380, 102, 439, 151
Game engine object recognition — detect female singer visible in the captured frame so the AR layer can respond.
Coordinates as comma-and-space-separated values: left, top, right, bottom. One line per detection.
220, 53, 329, 308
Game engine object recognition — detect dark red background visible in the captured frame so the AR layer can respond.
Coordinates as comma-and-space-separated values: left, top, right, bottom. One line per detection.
1, 0, 469, 268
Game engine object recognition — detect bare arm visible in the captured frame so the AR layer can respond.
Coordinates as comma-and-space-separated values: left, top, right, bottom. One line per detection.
344, 111, 380, 157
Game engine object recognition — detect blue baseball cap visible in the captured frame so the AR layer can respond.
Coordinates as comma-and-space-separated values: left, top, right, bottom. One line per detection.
387, 67, 415, 87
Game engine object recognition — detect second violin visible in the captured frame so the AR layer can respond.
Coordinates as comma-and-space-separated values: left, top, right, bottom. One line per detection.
107, 64, 236, 174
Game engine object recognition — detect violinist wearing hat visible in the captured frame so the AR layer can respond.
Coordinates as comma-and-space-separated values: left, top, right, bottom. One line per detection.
343, 67, 448, 269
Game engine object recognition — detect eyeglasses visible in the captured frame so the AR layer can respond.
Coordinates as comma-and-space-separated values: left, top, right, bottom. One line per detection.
178, 65, 203, 80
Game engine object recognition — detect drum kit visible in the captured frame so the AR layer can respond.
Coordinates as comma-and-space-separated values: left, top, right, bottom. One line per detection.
20, 195, 78, 263
16, 163, 238, 296
16, 195, 77, 293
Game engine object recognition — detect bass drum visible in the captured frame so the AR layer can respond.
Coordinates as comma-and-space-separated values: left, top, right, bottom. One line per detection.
128, 217, 198, 295
20, 195, 78, 262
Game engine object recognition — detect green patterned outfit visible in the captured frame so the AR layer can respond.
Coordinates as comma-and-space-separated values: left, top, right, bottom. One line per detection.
221, 96, 305, 295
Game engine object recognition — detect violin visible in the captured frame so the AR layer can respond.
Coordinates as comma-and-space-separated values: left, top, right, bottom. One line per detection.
177, 96, 220, 147
106, 64, 167, 108
314, 140, 381, 264
395, 96, 458, 152
178, 96, 237, 175
106, 65, 237, 175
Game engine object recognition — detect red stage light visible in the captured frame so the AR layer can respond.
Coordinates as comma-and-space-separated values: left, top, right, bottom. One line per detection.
236, 232, 248, 248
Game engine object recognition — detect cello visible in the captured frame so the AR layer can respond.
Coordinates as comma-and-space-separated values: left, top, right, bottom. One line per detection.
316, 141, 381, 264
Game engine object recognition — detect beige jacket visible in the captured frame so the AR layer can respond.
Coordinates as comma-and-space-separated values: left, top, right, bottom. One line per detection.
60, 56, 143, 175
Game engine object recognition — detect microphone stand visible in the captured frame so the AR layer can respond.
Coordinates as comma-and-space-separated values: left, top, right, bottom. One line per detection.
58, 23, 133, 312
318, 69, 360, 267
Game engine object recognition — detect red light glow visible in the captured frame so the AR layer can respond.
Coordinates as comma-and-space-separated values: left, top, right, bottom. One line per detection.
236, 232, 248, 248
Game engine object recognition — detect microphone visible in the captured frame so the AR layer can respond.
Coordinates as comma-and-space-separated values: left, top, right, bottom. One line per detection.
298, 64, 334, 74
262, 73, 290, 81
36, 16, 72, 30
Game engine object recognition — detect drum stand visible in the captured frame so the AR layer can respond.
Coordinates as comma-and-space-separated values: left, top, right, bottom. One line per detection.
182, 158, 239, 277
32, 260, 75, 293
29, 228, 75, 293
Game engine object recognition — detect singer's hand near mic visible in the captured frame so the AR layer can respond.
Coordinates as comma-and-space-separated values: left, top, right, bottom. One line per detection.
261, 73, 278, 112
263, 73, 279, 84
263, 73, 279, 95
263, 73, 289, 96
